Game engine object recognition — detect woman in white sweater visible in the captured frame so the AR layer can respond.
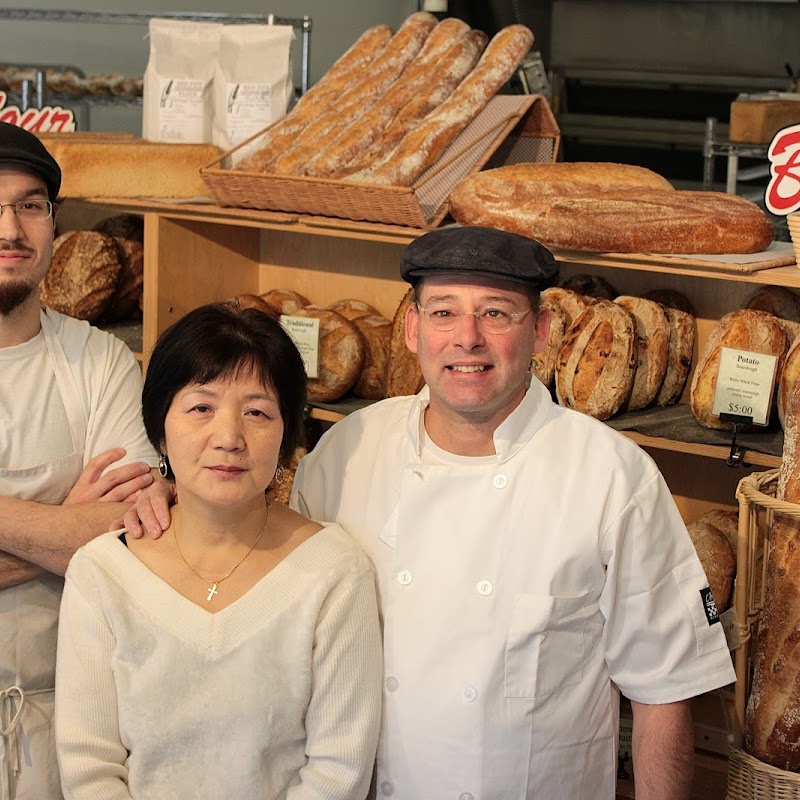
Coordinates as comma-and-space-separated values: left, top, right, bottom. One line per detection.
55, 302, 383, 800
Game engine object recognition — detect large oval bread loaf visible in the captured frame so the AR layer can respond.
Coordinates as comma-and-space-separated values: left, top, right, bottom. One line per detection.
685, 520, 735, 612
555, 299, 637, 420
353, 314, 392, 400
291, 308, 366, 402
615, 295, 670, 411
385, 288, 425, 397
778, 335, 800, 430
744, 286, 800, 345
690, 309, 788, 430
41, 230, 122, 322
530, 294, 567, 390
327, 298, 381, 321
746, 376, 800, 770
644, 290, 696, 406
540, 286, 591, 330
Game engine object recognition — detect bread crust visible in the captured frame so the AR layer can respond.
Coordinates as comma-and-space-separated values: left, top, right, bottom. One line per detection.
530, 295, 566, 390
540, 286, 590, 329
259, 288, 310, 317
555, 299, 637, 420
560, 273, 617, 300
327, 298, 381, 321
686, 520, 735, 612
353, 314, 392, 399
385, 288, 425, 397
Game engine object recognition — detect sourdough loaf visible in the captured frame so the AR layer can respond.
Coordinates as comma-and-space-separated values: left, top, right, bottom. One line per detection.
696, 508, 740, 554
746, 376, 800, 770
540, 286, 590, 329
690, 309, 788, 430
745, 286, 800, 344
778, 335, 800, 430
644, 290, 696, 406
615, 296, 670, 411
93, 214, 145, 322
530, 294, 567, 390
327, 298, 381, 321
385, 288, 425, 397
560, 273, 618, 300
686, 520, 735, 612
353, 314, 392, 400
234, 294, 277, 318
41, 231, 122, 322
259, 289, 310, 317
555, 299, 637, 420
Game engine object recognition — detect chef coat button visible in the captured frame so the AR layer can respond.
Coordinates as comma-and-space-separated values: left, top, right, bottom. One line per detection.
492, 473, 508, 489
397, 569, 413, 586
462, 685, 478, 702
385, 676, 399, 692
477, 580, 493, 596
380, 780, 394, 796
459, 793, 475, 800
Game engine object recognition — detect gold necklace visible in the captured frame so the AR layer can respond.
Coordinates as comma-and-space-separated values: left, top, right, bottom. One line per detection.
173, 503, 270, 602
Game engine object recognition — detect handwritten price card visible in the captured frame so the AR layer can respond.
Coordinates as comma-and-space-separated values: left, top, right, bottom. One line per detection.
711, 347, 778, 426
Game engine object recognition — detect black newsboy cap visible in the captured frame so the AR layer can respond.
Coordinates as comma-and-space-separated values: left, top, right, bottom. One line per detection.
0, 122, 61, 201
400, 225, 558, 289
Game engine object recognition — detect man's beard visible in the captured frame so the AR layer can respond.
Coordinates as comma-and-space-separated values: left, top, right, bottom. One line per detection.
0, 280, 35, 316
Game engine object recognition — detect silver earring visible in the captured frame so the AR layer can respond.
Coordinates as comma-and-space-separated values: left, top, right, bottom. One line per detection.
158, 452, 169, 478
274, 465, 285, 485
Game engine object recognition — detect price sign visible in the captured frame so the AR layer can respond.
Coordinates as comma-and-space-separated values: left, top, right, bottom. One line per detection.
711, 347, 778, 426
280, 315, 319, 379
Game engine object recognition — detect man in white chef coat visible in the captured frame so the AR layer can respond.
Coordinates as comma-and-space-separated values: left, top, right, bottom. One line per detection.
290, 226, 737, 800
0, 122, 158, 800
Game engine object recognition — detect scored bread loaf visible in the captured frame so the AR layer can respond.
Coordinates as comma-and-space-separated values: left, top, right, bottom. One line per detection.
555, 299, 637, 420
696, 508, 740, 554
233, 294, 278, 318
615, 296, 670, 411
41, 231, 122, 322
540, 286, 591, 330
353, 314, 392, 400
93, 214, 145, 322
685, 520, 735, 612
560, 273, 618, 300
385, 288, 425, 397
291, 308, 366, 402
744, 286, 800, 344
644, 290, 696, 407
690, 309, 788, 430
259, 289, 310, 317
348, 24, 534, 187
327, 298, 381, 321
530, 294, 567, 390
746, 376, 800, 770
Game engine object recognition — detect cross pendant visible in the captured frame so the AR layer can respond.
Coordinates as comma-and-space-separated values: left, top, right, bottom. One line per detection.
207, 583, 218, 601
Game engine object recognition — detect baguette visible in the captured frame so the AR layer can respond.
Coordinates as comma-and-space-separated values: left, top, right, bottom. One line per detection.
267, 12, 438, 176
348, 24, 534, 187
306, 28, 486, 179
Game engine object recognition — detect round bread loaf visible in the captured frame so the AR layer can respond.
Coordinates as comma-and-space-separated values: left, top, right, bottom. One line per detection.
540, 286, 591, 330
744, 286, 800, 344
696, 508, 739, 553
778, 334, 800, 430
353, 314, 392, 399
327, 298, 381, 321
93, 213, 144, 242
233, 294, 278, 318
686, 520, 735, 612
555, 299, 637, 420
644, 290, 696, 407
690, 309, 788, 430
385, 288, 425, 397
291, 308, 366, 402
102, 237, 143, 322
615, 295, 670, 411
560, 273, 617, 300
530, 294, 567, 390
41, 230, 122, 322
260, 288, 310, 317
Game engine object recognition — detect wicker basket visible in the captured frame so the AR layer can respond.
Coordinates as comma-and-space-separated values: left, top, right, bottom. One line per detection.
728, 469, 800, 798
200, 94, 560, 229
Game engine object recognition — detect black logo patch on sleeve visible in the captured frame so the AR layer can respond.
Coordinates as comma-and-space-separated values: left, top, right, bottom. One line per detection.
700, 587, 720, 626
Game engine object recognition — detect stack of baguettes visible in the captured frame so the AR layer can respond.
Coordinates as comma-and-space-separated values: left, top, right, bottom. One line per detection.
449, 161, 774, 254
237, 12, 534, 187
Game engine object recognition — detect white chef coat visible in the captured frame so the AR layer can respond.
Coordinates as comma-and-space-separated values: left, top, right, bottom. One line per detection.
0, 308, 157, 800
292, 378, 736, 800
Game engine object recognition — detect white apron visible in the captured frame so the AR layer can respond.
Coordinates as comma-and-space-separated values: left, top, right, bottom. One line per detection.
0, 309, 86, 800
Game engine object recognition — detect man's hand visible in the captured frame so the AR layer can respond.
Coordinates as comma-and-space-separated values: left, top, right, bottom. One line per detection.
122, 478, 176, 539
63, 448, 154, 505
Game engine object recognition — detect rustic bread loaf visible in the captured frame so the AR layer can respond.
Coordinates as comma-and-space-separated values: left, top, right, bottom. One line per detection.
348, 24, 534, 187
41, 139, 221, 199
291, 308, 366, 402
385, 288, 425, 397
268, 446, 307, 507
327, 298, 381, 321
778, 335, 800, 430
615, 295, 670, 411
530, 293, 567, 390
644, 290, 696, 406
233, 294, 278, 318
560, 273, 618, 300
101, 238, 143, 322
259, 289, 310, 317
41, 231, 122, 322
555, 299, 637, 420
745, 286, 800, 344
540, 286, 591, 329
746, 376, 800, 770
353, 314, 392, 399
697, 508, 740, 553
686, 520, 736, 612
690, 309, 788, 430
93, 213, 144, 242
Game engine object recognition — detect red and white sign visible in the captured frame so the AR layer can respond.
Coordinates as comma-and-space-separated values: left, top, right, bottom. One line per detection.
0, 91, 76, 133
766, 123, 800, 216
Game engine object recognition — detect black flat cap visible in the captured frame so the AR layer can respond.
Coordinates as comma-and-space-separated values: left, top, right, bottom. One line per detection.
401, 225, 558, 289
0, 122, 61, 201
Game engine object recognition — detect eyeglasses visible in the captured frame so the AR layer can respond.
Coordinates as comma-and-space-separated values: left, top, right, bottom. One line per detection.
0, 199, 55, 221
416, 303, 533, 334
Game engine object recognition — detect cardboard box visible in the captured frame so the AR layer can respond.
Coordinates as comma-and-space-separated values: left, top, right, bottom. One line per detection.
729, 98, 800, 144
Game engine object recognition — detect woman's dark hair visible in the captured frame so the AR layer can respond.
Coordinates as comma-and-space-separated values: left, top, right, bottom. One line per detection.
142, 301, 307, 467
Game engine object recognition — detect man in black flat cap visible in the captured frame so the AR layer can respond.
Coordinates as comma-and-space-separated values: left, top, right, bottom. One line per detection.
0, 122, 157, 799
290, 225, 734, 800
